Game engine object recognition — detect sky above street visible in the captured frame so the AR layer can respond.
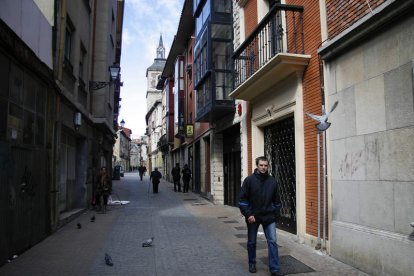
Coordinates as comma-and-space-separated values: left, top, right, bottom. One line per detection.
119, 0, 183, 138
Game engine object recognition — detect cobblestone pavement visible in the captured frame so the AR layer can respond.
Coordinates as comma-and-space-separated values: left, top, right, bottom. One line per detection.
0, 172, 368, 276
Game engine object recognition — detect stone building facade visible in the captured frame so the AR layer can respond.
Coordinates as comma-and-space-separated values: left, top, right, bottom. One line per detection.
0, 0, 125, 265
0, 0, 56, 264
319, 0, 414, 275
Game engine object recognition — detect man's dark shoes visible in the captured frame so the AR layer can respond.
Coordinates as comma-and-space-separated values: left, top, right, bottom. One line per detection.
249, 264, 257, 273
271, 271, 284, 276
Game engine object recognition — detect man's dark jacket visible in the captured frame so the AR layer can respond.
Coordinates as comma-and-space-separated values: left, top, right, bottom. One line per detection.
171, 167, 181, 181
239, 169, 281, 224
150, 170, 162, 184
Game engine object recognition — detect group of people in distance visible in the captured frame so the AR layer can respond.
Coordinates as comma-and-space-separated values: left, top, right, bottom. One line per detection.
149, 163, 192, 194
171, 163, 192, 193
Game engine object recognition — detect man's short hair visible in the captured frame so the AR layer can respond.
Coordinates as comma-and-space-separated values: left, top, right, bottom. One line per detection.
176, 163, 179, 166
255, 156, 269, 165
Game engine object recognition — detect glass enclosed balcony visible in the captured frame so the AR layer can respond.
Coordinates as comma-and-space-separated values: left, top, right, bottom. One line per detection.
193, 0, 234, 122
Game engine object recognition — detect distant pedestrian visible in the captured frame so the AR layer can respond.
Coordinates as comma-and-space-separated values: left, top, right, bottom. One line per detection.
150, 167, 162, 193
138, 165, 147, 181
95, 166, 111, 213
239, 156, 282, 276
181, 164, 192, 193
171, 163, 181, 192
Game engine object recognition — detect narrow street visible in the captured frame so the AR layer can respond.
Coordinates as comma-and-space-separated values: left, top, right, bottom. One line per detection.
0, 173, 367, 276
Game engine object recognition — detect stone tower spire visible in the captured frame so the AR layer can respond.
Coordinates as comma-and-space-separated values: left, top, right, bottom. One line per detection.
156, 33, 165, 59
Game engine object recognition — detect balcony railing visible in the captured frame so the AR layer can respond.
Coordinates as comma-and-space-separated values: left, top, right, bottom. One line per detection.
233, 4, 304, 88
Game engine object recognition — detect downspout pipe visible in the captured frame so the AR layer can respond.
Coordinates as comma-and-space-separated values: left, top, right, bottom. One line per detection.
315, 132, 321, 250
322, 128, 327, 250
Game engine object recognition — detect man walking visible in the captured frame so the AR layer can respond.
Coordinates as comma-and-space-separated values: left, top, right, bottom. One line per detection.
149, 167, 162, 193
181, 164, 192, 193
138, 164, 146, 181
239, 156, 282, 276
171, 163, 181, 192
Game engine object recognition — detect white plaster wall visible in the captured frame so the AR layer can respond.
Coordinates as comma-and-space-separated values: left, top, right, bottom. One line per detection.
327, 14, 414, 276
0, 0, 53, 68
250, 73, 307, 241
211, 132, 224, 204
113, 132, 121, 164
240, 101, 250, 180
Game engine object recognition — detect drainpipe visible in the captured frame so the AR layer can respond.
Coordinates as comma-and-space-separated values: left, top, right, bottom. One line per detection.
246, 101, 252, 174
322, 127, 327, 249
315, 132, 321, 250
317, 53, 327, 250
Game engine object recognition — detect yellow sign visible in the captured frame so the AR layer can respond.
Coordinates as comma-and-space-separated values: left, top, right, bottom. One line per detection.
186, 124, 194, 138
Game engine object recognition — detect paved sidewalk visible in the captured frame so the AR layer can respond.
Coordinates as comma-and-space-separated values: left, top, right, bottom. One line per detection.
0, 172, 368, 276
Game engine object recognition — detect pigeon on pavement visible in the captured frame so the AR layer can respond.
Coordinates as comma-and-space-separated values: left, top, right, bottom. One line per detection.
90, 215, 96, 222
142, 237, 154, 247
105, 253, 113, 266
77, 223, 82, 229
306, 101, 338, 132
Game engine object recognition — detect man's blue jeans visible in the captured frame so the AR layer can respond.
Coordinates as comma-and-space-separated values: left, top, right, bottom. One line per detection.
247, 222, 280, 272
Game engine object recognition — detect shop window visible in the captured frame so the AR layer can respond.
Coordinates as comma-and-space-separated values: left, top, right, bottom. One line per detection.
35, 115, 45, 146
10, 64, 24, 105
7, 64, 46, 145
23, 110, 34, 144
24, 74, 36, 111
36, 85, 46, 115
0, 52, 9, 99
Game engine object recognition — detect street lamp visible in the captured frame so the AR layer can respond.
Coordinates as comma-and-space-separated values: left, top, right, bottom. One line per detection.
89, 64, 121, 90
120, 119, 125, 128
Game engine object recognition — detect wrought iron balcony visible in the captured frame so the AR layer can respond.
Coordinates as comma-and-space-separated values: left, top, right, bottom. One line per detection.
231, 4, 309, 101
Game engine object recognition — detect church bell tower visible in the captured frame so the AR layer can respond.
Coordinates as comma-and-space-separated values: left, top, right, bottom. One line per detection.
156, 34, 165, 59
